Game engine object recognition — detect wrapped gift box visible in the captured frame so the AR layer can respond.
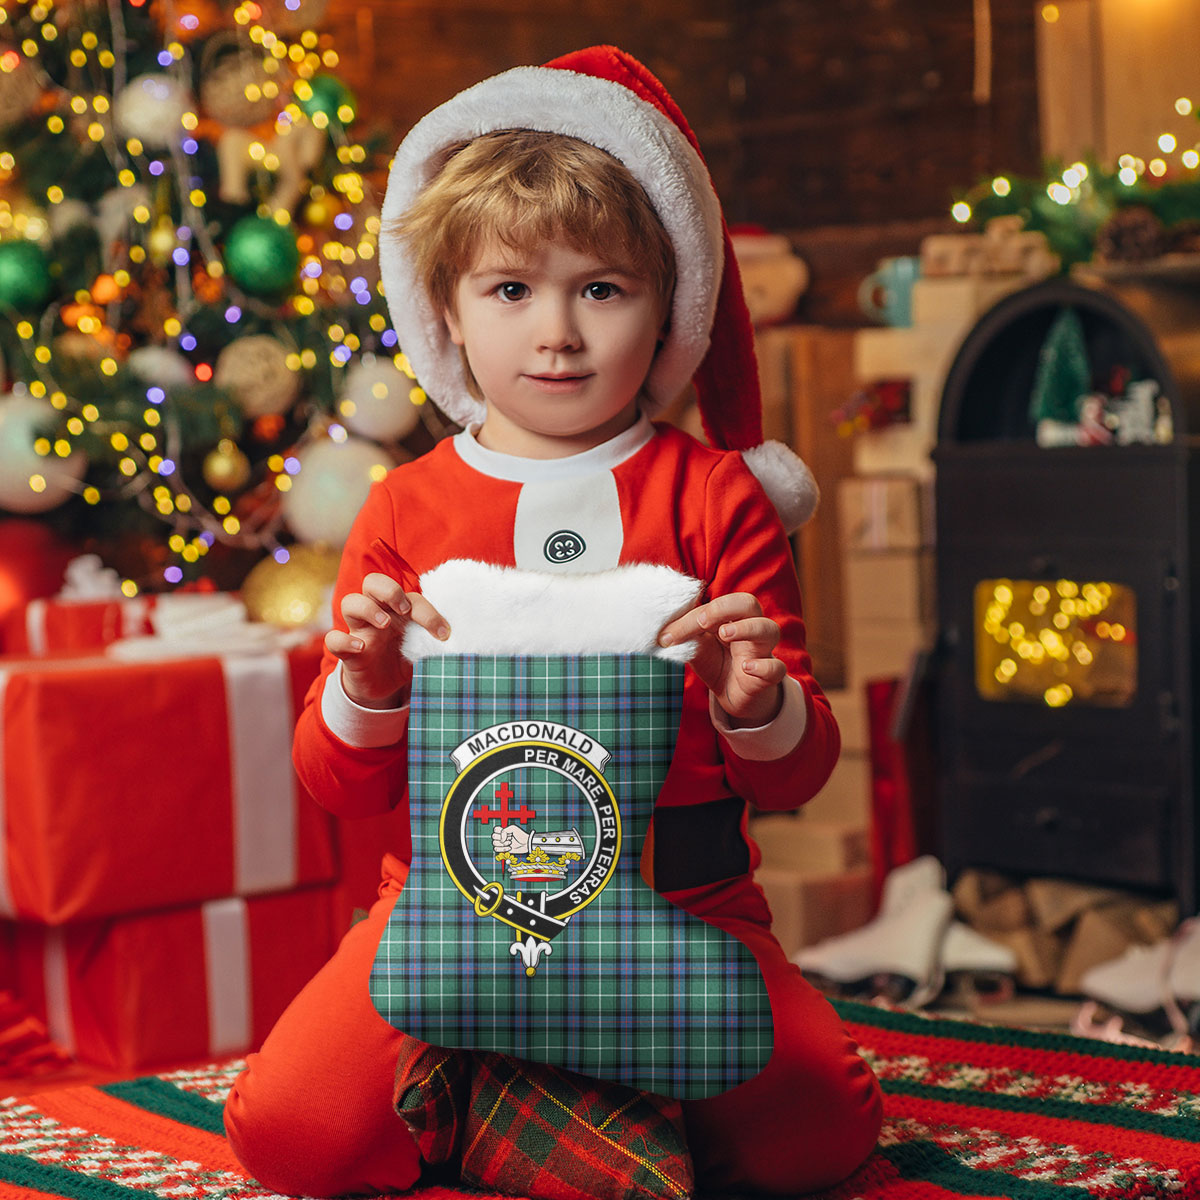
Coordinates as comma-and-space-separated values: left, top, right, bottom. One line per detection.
12, 887, 338, 1071
4, 596, 156, 655
0, 641, 337, 923
843, 548, 935, 627
755, 865, 875, 959
837, 475, 932, 553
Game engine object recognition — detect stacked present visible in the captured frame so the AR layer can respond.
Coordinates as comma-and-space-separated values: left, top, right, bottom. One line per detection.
837, 474, 935, 696
748, 812, 874, 961
0, 582, 407, 1073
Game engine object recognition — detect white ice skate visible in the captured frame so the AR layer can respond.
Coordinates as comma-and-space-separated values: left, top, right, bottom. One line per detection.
941, 920, 1018, 1004
793, 856, 954, 1007
1077, 917, 1200, 1048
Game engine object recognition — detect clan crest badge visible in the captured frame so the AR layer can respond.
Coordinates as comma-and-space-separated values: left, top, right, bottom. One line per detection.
441, 720, 621, 974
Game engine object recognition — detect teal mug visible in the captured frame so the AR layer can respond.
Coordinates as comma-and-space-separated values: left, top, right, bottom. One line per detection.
858, 255, 922, 327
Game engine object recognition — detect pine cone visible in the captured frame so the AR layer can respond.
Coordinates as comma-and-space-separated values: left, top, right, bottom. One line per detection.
1095, 206, 1167, 263
1166, 220, 1200, 255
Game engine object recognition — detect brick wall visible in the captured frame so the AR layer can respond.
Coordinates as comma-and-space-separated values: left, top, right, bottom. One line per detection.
328, 0, 1041, 237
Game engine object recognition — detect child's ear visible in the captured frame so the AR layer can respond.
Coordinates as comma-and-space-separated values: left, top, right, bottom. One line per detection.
443, 307, 464, 346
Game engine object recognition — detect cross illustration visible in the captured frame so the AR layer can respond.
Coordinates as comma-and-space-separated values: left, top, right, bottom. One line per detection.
473, 780, 537, 826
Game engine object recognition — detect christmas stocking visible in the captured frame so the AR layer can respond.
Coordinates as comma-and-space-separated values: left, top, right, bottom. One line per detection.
369, 562, 774, 1100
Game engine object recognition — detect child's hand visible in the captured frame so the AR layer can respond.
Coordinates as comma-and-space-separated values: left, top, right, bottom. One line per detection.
324, 573, 449, 709
658, 592, 786, 727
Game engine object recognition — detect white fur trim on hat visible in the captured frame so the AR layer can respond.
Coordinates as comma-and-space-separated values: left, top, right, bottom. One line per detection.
379, 65, 724, 430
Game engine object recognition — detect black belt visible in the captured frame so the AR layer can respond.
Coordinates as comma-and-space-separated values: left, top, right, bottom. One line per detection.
651, 796, 750, 891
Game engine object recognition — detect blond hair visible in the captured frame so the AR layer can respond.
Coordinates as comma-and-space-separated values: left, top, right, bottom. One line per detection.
391, 129, 676, 325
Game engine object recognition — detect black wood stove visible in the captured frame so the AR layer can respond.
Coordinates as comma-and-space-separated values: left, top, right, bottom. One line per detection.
933, 276, 1200, 913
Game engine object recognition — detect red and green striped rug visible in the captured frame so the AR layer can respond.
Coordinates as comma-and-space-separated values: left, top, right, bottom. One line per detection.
1, 999, 1199, 1200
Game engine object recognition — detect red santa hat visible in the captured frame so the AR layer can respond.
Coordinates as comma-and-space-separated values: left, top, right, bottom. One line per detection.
379, 45, 818, 530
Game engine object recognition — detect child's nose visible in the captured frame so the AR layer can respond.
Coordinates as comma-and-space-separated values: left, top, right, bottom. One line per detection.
536, 298, 581, 352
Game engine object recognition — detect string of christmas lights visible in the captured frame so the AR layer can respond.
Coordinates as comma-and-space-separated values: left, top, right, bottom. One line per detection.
950, 85, 1200, 268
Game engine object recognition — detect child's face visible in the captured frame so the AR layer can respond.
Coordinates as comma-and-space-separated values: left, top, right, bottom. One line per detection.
443, 238, 663, 457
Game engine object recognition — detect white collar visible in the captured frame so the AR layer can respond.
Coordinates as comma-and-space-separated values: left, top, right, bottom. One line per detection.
451, 411, 654, 483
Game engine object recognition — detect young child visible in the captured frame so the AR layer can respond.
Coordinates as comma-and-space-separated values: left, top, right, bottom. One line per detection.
225, 46, 882, 1198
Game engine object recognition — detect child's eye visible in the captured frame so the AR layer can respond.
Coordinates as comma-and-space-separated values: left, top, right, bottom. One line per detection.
585, 282, 619, 301
497, 282, 528, 301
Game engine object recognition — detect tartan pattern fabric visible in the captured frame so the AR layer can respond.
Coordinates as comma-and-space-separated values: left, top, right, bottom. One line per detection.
370, 654, 773, 1099
459, 1052, 694, 1200
395, 1036, 473, 1167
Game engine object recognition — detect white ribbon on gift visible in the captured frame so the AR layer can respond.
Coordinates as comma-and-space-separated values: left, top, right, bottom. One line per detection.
42, 927, 74, 1054
0, 667, 13, 917
862, 479, 891, 552
23, 595, 152, 655
23, 601, 49, 656
221, 653, 299, 896
202, 896, 253, 1055
40, 896, 253, 1059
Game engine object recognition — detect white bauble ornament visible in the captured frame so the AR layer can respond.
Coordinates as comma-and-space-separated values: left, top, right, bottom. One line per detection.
48, 199, 94, 240
5, 199, 50, 245
96, 184, 151, 264
281, 435, 392, 546
127, 345, 195, 388
113, 74, 192, 148
338, 354, 422, 442
0, 389, 86, 514
51, 330, 108, 364
214, 334, 301, 418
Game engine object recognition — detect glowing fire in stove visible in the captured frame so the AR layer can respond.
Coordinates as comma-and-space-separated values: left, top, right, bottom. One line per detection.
974, 578, 1137, 707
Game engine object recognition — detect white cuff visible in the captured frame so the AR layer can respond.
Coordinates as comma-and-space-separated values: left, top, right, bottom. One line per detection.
320, 661, 410, 748
710, 675, 808, 762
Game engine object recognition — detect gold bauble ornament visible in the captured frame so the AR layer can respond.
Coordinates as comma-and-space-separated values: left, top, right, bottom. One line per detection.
241, 543, 340, 628
303, 197, 332, 228
202, 438, 252, 491
215, 334, 301, 418
148, 218, 178, 267
200, 43, 278, 127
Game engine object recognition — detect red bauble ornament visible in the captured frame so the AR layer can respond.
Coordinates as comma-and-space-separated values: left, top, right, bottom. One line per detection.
0, 519, 76, 651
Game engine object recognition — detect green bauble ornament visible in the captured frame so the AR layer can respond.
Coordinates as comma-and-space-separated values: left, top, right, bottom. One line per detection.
296, 74, 356, 128
224, 215, 301, 296
0, 241, 53, 311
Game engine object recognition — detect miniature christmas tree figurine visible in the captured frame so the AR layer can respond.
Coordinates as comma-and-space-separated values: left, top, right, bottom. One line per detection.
0, 0, 437, 592
1030, 307, 1094, 445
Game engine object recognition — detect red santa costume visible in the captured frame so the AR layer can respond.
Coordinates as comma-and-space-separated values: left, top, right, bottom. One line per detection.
224, 46, 882, 1197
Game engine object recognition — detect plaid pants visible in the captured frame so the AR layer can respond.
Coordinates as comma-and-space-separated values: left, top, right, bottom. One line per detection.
395, 1034, 694, 1200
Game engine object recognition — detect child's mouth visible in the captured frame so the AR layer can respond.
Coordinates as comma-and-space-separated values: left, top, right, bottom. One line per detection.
526, 373, 592, 392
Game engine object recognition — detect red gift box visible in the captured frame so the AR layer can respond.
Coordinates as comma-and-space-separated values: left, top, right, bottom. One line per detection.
5, 597, 156, 655
12, 886, 339, 1071
0, 642, 337, 923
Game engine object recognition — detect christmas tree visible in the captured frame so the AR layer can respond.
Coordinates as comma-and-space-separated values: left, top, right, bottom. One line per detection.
0, 0, 441, 596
